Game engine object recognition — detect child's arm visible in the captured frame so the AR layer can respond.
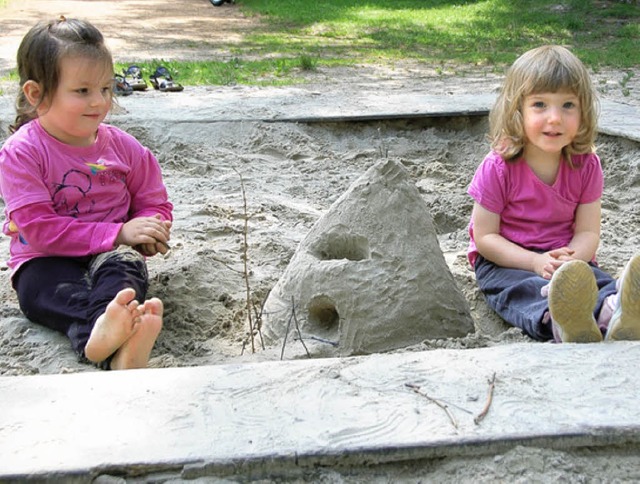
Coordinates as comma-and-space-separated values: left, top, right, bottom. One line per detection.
567, 199, 601, 262
10, 204, 172, 257
472, 202, 566, 279
105, 140, 174, 256
125, 148, 173, 223
9, 202, 125, 256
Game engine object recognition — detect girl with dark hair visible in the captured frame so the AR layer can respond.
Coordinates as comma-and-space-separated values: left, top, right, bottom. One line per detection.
0, 17, 173, 369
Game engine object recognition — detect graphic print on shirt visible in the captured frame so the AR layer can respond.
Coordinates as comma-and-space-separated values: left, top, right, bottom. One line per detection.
50, 159, 126, 220
52, 169, 95, 218
7, 220, 27, 245
8, 156, 127, 246
86, 162, 108, 175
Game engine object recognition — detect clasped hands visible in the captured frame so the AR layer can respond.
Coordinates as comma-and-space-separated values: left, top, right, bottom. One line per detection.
534, 247, 576, 280
116, 214, 172, 257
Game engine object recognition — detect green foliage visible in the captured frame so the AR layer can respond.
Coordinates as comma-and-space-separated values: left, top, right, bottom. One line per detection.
6, 0, 636, 86
238, 0, 639, 69
114, 57, 332, 87
298, 54, 318, 72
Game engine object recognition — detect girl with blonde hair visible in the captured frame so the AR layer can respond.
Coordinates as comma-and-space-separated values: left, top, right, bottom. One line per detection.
468, 45, 640, 343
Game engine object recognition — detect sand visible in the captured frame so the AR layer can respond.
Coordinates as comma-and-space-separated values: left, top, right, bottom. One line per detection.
1, 87, 638, 374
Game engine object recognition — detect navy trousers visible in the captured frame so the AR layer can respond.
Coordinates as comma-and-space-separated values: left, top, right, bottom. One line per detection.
474, 255, 617, 341
13, 247, 148, 359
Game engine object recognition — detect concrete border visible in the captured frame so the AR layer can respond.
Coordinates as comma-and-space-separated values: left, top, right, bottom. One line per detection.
2, 90, 638, 141
2, 343, 640, 480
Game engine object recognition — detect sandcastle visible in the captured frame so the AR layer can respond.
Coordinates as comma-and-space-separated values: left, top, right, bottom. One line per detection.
262, 157, 474, 356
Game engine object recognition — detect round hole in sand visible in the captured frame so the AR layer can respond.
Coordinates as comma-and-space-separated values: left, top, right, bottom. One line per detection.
310, 232, 370, 261
307, 295, 340, 335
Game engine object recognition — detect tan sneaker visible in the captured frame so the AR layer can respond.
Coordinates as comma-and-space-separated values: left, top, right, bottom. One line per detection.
606, 254, 640, 341
549, 260, 602, 343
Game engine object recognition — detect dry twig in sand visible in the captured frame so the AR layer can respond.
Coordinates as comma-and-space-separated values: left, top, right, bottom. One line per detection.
405, 383, 459, 429
474, 372, 497, 425
234, 168, 264, 354
280, 296, 310, 360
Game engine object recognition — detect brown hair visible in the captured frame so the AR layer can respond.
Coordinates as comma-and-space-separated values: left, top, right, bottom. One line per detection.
10, 16, 113, 133
489, 45, 598, 163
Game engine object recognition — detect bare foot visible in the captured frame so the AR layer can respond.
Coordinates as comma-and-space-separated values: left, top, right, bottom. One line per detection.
110, 298, 163, 370
85, 288, 142, 363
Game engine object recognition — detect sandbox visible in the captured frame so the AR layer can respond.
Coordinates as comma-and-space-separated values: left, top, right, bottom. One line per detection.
1, 90, 640, 481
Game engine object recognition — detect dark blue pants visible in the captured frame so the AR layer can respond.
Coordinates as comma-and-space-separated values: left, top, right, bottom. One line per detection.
474, 255, 617, 341
12, 247, 148, 359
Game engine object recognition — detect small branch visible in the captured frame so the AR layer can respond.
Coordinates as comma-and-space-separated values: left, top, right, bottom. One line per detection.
233, 168, 255, 353
210, 254, 245, 275
240, 339, 247, 356
405, 383, 458, 429
279, 297, 312, 359
253, 287, 270, 334
474, 372, 497, 425
291, 296, 310, 358
251, 297, 266, 350
306, 335, 339, 347
280, 309, 294, 361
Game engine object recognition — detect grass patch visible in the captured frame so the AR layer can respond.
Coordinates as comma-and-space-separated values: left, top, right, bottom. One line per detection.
114, 55, 331, 87
237, 0, 639, 70
2, 0, 638, 86
224, 0, 639, 84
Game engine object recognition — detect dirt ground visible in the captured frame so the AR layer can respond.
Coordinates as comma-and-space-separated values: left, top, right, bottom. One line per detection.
1, 1, 640, 481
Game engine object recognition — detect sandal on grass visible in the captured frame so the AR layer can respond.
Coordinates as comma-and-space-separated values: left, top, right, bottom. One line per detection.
113, 75, 133, 96
123, 65, 148, 91
149, 66, 184, 92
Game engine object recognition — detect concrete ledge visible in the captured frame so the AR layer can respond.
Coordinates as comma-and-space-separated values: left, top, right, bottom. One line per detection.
113, 91, 496, 123
599, 99, 640, 142
113, 90, 640, 143
2, 342, 640, 480
1, 89, 638, 141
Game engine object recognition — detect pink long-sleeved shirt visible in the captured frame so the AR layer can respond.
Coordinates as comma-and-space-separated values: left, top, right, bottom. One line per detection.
0, 119, 173, 273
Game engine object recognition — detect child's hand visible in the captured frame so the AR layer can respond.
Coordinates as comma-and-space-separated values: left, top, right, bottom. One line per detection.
536, 247, 576, 279
532, 252, 557, 279
135, 240, 170, 257
548, 247, 575, 261
116, 215, 171, 255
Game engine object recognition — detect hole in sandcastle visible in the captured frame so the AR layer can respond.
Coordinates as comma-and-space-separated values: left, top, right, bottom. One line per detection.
309, 232, 370, 261
307, 295, 340, 336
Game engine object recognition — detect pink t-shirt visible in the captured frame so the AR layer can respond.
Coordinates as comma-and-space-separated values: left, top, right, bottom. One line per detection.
0, 120, 173, 273
467, 150, 603, 267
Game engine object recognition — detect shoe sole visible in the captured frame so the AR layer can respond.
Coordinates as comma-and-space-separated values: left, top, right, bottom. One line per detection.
608, 254, 640, 341
549, 260, 602, 343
